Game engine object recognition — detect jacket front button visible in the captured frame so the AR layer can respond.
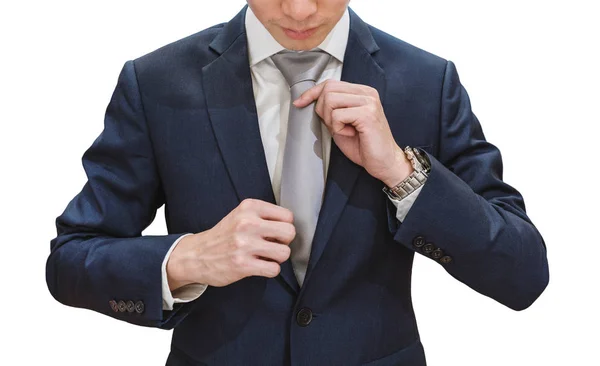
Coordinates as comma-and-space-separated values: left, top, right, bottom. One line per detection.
134, 301, 145, 314
296, 308, 313, 327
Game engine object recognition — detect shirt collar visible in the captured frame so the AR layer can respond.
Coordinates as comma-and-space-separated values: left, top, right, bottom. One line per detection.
245, 6, 349, 67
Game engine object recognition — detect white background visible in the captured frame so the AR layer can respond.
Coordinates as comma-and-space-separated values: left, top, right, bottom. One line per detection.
1, 0, 598, 365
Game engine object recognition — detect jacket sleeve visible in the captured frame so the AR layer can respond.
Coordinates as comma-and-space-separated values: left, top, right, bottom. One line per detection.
388, 60, 549, 310
46, 60, 197, 329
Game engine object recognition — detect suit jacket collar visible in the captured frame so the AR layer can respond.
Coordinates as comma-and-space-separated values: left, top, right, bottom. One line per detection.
203, 4, 385, 294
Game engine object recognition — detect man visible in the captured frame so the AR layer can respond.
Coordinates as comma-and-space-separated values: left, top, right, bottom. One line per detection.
46, 1, 549, 365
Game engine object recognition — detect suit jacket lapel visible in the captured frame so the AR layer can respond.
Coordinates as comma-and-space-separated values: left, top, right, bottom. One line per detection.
202, 6, 300, 294
302, 8, 386, 287
203, 6, 271, 204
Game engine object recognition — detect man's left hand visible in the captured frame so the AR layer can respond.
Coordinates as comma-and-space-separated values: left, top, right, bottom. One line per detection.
293, 80, 413, 187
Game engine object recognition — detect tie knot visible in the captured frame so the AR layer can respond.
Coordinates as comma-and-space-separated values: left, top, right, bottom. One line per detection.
271, 50, 331, 87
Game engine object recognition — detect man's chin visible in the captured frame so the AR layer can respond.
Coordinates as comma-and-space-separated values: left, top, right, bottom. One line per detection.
276, 37, 321, 51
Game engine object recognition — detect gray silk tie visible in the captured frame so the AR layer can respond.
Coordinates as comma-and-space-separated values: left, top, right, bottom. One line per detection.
271, 49, 331, 286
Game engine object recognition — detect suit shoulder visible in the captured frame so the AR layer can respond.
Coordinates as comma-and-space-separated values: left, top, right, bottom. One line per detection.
132, 22, 226, 78
368, 24, 448, 73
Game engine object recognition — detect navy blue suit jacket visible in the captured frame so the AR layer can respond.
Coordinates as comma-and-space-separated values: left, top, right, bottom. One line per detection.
46, 5, 549, 366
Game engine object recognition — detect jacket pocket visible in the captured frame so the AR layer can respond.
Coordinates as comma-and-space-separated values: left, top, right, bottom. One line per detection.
166, 346, 208, 366
361, 339, 426, 366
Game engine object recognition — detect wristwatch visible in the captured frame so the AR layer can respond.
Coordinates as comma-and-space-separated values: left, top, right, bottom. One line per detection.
382, 146, 431, 201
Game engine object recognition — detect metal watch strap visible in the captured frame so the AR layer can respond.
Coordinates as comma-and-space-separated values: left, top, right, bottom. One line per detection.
382, 146, 430, 200
383, 170, 428, 200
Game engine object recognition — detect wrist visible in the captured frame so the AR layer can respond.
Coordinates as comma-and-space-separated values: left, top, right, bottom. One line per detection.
168, 276, 194, 293
381, 146, 414, 188
166, 234, 197, 291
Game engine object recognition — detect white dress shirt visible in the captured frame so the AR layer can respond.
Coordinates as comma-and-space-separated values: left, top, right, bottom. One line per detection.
160, 6, 423, 310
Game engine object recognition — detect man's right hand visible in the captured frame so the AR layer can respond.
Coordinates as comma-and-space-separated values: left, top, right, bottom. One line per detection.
166, 199, 295, 290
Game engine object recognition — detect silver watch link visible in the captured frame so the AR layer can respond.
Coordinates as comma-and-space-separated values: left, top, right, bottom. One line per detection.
382, 146, 431, 201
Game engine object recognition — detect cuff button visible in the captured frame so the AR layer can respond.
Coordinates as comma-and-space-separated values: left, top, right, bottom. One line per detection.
413, 236, 426, 248
440, 256, 453, 264
134, 301, 145, 314
423, 243, 435, 254
126, 300, 135, 313
431, 249, 444, 259
109, 300, 119, 313
117, 300, 127, 313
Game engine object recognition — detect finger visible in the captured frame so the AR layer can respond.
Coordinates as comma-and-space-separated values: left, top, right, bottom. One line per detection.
294, 80, 370, 107
260, 220, 296, 245
239, 199, 294, 223
252, 241, 292, 264
330, 106, 367, 134
293, 81, 327, 107
245, 257, 282, 278
315, 92, 366, 129
334, 125, 357, 137
321, 105, 365, 136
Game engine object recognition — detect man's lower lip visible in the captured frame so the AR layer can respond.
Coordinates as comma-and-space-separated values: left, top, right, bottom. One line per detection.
283, 27, 317, 40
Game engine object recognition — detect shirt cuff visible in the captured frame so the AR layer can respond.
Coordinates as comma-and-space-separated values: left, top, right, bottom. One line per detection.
161, 233, 208, 311
388, 185, 423, 222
